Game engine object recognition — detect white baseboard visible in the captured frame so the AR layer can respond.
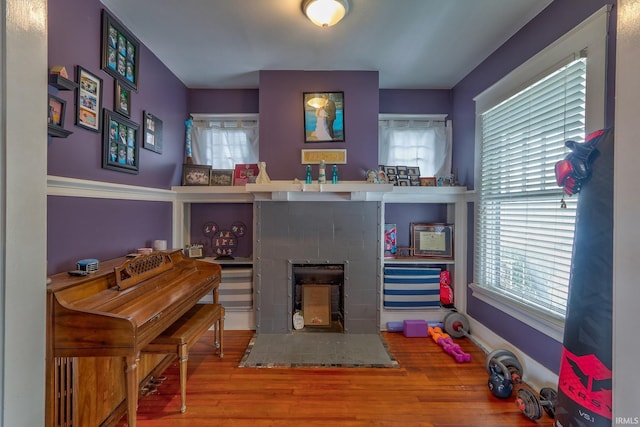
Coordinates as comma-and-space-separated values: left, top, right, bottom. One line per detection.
466, 315, 559, 392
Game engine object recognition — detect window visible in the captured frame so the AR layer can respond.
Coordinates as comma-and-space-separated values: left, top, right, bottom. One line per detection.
472, 6, 608, 339
190, 114, 258, 168
378, 115, 451, 177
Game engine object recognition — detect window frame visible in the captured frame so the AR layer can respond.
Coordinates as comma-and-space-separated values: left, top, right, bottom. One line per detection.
471, 6, 609, 341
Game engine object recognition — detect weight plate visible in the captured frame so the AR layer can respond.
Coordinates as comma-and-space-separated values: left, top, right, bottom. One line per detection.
539, 387, 558, 418
516, 388, 542, 421
485, 349, 514, 374
496, 354, 524, 382
443, 312, 469, 338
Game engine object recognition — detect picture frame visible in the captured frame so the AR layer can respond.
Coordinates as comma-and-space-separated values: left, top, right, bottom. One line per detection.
210, 169, 234, 186
102, 109, 139, 174
75, 66, 103, 132
182, 164, 211, 186
407, 166, 421, 176
101, 9, 140, 91
142, 111, 163, 154
300, 149, 347, 164
233, 163, 259, 185
48, 94, 72, 138
421, 177, 437, 186
302, 285, 332, 327
114, 80, 131, 117
303, 91, 344, 143
411, 223, 454, 259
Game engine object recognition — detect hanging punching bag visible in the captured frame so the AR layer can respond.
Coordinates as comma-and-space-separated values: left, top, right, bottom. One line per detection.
554, 128, 614, 427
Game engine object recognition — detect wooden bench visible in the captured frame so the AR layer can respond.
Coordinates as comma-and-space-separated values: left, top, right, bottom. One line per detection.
142, 303, 224, 413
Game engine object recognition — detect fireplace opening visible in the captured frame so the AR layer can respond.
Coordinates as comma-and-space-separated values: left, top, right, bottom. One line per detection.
292, 264, 344, 333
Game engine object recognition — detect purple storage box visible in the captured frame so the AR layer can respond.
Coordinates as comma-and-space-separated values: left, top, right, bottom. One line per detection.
403, 320, 428, 337
386, 321, 404, 332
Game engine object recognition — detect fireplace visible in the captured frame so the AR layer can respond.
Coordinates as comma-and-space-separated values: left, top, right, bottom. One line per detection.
291, 263, 345, 332
253, 200, 380, 334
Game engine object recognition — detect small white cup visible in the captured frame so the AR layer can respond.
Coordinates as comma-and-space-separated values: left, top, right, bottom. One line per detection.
153, 240, 167, 251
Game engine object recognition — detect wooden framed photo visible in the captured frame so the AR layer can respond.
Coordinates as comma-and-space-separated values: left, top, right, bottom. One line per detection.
75, 66, 103, 132
411, 223, 454, 259
303, 91, 344, 142
101, 9, 140, 91
47, 94, 72, 138
182, 164, 211, 186
142, 111, 163, 154
102, 109, 139, 174
302, 285, 331, 326
210, 169, 234, 186
114, 80, 131, 117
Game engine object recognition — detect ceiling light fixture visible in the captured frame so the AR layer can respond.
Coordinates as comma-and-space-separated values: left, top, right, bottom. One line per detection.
302, 0, 349, 28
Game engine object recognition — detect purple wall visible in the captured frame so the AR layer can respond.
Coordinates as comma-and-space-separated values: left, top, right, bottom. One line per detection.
380, 89, 452, 115
188, 89, 259, 114
47, 0, 188, 273
258, 70, 379, 181
189, 204, 254, 259
452, 0, 617, 372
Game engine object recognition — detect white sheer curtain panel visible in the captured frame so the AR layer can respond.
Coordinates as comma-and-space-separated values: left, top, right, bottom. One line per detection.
378, 119, 452, 177
191, 118, 259, 168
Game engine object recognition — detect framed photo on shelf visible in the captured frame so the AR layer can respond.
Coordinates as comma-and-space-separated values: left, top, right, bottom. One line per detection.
210, 169, 234, 186
182, 164, 211, 186
101, 9, 140, 91
233, 163, 259, 185
48, 94, 72, 138
411, 223, 454, 259
75, 66, 103, 132
114, 80, 131, 117
142, 111, 163, 154
303, 91, 344, 143
102, 109, 139, 174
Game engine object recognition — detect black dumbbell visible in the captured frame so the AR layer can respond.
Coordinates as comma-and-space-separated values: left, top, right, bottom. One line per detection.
515, 387, 557, 421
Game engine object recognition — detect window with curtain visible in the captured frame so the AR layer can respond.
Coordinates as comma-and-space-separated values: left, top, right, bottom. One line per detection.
190, 115, 259, 168
378, 116, 452, 177
472, 6, 608, 338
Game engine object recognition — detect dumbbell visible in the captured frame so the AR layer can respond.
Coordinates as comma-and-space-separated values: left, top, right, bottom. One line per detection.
515, 387, 557, 421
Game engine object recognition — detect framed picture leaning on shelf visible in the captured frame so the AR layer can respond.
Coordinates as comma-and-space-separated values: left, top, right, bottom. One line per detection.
411, 223, 454, 259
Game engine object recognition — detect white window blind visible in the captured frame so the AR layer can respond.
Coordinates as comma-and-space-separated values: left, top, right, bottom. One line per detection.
476, 57, 586, 319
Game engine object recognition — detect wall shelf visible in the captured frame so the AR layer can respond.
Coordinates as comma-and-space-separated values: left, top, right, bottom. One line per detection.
48, 74, 77, 91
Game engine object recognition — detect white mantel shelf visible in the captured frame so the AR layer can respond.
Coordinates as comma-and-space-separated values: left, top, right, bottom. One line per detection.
172, 181, 470, 203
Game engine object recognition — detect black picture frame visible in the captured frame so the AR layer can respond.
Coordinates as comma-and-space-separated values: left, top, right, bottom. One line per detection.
411, 223, 454, 259
48, 94, 72, 138
182, 164, 212, 186
102, 109, 139, 174
142, 111, 163, 154
75, 66, 103, 133
101, 9, 140, 92
303, 91, 344, 143
210, 169, 234, 186
114, 80, 131, 117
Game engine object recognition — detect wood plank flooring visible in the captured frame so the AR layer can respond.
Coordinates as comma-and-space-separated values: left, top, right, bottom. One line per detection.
118, 330, 550, 426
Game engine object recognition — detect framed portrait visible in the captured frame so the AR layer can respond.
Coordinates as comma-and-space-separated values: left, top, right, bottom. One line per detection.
210, 169, 234, 186
75, 66, 103, 132
411, 223, 454, 259
142, 111, 163, 154
182, 164, 211, 186
407, 166, 421, 176
101, 9, 140, 91
303, 91, 344, 143
102, 109, 139, 174
114, 80, 131, 117
233, 163, 259, 186
48, 94, 72, 138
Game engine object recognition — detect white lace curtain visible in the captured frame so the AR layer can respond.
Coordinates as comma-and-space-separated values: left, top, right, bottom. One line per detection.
190, 117, 259, 168
378, 119, 452, 177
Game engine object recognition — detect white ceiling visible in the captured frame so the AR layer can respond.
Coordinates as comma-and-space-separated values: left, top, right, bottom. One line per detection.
100, 0, 553, 89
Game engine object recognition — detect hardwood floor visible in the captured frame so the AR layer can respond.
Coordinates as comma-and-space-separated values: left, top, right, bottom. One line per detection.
118, 330, 550, 426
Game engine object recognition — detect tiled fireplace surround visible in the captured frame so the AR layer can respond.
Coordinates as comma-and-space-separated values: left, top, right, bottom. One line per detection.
254, 201, 380, 334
